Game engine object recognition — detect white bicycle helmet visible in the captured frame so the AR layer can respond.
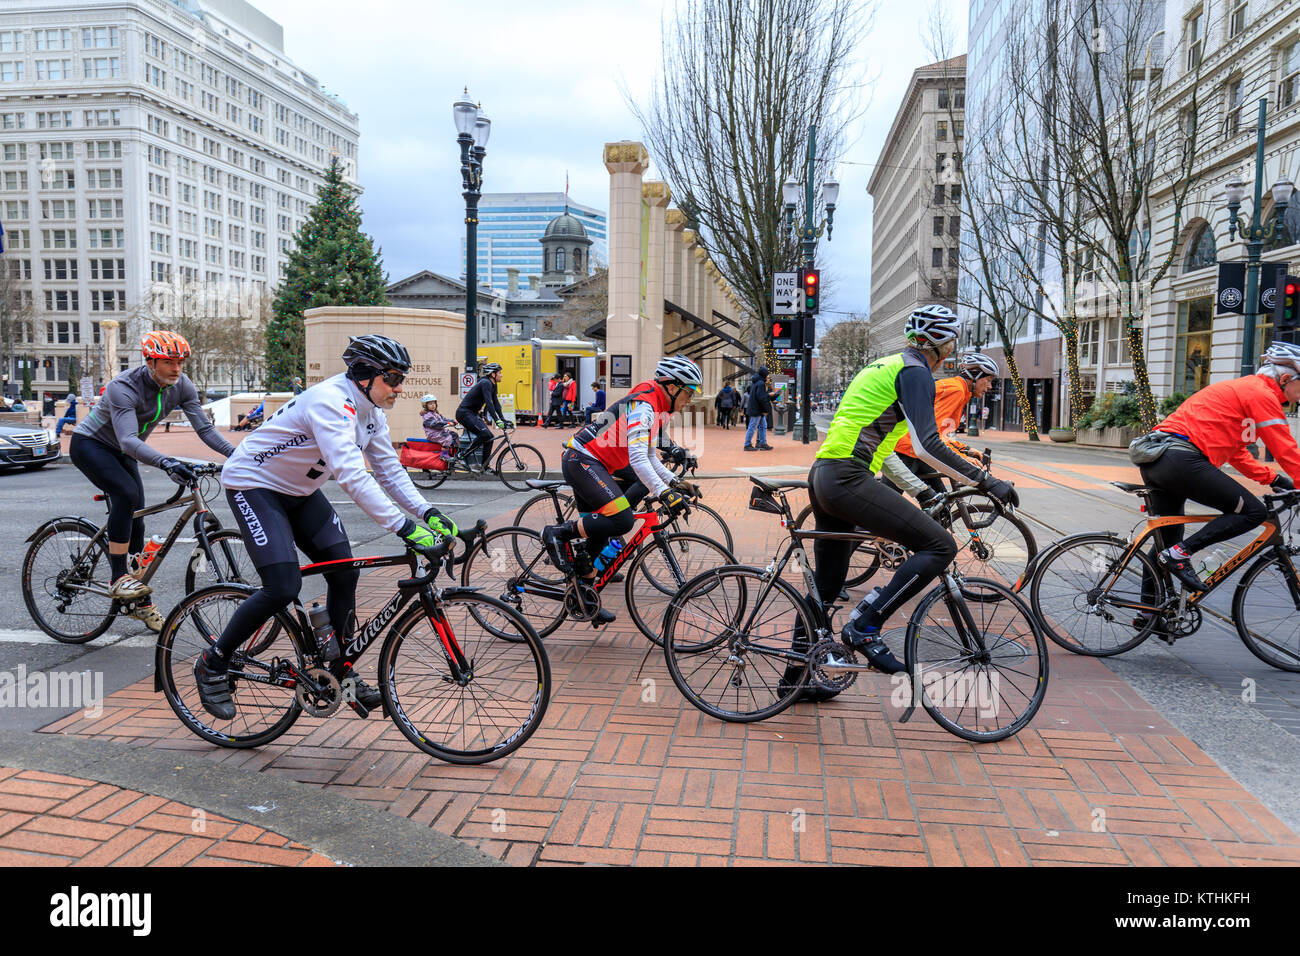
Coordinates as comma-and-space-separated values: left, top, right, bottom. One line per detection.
420, 394, 438, 405
1261, 340, 1300, 375
905, 304, 962, 346
958, 350, 1000, 381
655, 355, 704, 391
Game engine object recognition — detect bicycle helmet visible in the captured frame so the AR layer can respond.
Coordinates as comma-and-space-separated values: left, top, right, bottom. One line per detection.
479, 363, 502, 375
420, 394, 438, 405
1261, 340, 1300, 376
958, 350, 1000, 381
654, 355, 704, 391
904, 304, 962, 346
141, 330, 191, 360
342, 334, 412, 377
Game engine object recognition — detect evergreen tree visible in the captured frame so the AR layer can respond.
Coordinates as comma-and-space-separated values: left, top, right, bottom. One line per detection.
265, 157, 389, 388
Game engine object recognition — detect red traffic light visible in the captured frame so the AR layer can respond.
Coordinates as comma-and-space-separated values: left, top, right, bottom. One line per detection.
804, 271, 819, 291
771, 321, 785, 338
1288, 283, 1298, 296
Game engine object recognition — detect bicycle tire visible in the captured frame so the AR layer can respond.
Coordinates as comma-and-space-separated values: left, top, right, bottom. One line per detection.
495, 442, 547, 492
514, 490, 575, 534
22, 518, 118, 644
674, 500, 735, 554
407, 467, 445, 490
1029, 532, 1162, 656
379, 592, 551, 764
184, 528, 254, 592
904, 576, 1048, 742
624, 531, 736, 646
944, 502, 1038, 592
662, 565, 813, 722
460, 526, 568, 639
155, 584, 303, 748
792, 504, 883, 588
1232, 553, 1300, 672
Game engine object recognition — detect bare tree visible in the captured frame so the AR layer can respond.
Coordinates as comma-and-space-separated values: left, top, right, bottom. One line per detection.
815, 315, 874, 390
0, 258, 36, 398
131, 280, 267, 394
630, 0, 874, 355
554, 268, 608, 340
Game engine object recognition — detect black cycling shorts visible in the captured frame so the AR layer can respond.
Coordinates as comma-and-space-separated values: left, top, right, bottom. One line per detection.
562, 448, 632, 516
226, 486, 349, 570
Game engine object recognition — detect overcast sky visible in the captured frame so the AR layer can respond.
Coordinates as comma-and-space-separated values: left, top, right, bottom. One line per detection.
251, 0, 969, 322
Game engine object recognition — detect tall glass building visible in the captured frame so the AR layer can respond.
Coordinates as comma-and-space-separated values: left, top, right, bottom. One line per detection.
464, 192, 607, 293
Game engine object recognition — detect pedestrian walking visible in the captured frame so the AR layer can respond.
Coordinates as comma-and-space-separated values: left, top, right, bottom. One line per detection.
744, 369, 774, 451
715, 382, 738, 429
544, 373, 566, 428
563, 373, 578, 427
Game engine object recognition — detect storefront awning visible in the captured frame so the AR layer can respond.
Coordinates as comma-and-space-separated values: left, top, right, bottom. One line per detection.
664, 299, 754, 357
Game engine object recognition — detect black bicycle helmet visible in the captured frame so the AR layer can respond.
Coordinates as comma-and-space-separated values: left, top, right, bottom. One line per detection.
342, 334, 412, 378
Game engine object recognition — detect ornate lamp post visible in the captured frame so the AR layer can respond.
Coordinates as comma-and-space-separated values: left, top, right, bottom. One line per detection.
780, 126, 838, 444
454, 89, 491, 383
1224, 98, 1294, 369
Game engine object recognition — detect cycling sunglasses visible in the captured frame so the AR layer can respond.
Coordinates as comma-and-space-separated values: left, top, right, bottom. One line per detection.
379, 369, 406, 387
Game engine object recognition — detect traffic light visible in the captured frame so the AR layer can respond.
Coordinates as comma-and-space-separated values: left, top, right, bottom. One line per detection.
1280, 275, 1300, 330
769, 318, 790, 347
802, 268, 820, 314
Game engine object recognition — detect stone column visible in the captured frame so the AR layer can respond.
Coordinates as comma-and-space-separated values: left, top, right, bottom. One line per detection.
642, 180, 671, 382
603, 141, 650, 392
100, 319, 119, 380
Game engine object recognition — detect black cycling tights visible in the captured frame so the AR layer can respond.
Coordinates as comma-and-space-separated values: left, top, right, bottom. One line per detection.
214, 488, 358, 662
808, 458, 957, 625
70, 435, 145, 553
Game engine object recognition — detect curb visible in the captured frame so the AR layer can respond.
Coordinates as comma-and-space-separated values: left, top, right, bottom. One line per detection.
0, 731, 500, 867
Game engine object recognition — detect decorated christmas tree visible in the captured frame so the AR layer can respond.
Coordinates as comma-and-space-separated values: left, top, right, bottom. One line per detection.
265, 157, 389, 389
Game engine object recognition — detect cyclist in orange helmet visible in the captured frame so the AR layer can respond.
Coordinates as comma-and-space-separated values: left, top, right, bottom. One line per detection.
69, 331, 235, 631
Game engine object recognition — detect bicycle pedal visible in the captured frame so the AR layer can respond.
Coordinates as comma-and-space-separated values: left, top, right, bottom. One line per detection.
347, 699, 373, 719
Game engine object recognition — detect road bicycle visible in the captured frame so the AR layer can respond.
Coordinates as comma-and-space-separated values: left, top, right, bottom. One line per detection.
402, 423, 545, 492
22, 463, 251, 643
789, 448, 1037, 592
511, 451, 735, 555
155, 529, 551, 764
660, 476, 1049, 741
461, 479, 735, 645
1029, 482, 1300, 671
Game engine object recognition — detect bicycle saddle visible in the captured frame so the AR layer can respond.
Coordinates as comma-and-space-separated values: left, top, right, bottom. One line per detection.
1110, 481, 1150, 494
749, 476, 809, 492
526, 479, 569, 491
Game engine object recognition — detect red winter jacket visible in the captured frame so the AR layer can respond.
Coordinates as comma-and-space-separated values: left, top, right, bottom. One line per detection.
1155, 374, 1300, 485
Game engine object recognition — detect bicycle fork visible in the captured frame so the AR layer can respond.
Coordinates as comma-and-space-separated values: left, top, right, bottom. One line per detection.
422, 591, 472, 683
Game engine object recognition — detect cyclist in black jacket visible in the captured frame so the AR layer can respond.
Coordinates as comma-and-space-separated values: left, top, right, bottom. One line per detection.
456, 363, 506, 472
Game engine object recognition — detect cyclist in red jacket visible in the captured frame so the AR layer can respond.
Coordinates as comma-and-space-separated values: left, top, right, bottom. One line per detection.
1138, 340, 1300, 592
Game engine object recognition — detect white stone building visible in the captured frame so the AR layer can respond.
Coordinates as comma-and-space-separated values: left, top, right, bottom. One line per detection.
0, 0, 359, 397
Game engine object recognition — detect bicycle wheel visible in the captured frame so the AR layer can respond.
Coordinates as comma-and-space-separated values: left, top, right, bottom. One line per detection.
675, 501, 735, 554
943, 502, 1038, 591
407, 467, 445, 490
792, 504, 882, 588
22, 518, 118, 644
460, 526, 568, 638
379, 593, 550, 764
1233, 554, 1300, 672
905, 576, 1048, 742
495, 442, 546, 492
662, 566, 812, 722
185, 528, 254, 591
625, 532, 736, 646
155, 585, 303, 748
514, 490, 575, 534
1029, 533, 1163, 655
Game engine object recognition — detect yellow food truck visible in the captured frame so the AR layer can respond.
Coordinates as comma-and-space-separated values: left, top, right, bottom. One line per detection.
475, 338, 601, 423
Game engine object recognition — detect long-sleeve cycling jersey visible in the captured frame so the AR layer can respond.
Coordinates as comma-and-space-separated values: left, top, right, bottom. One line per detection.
457, 377, 504, 423
570, 380, 677, 498
817, 348, 986, 487
894, 375, 972, 459
73, 365, 234, 467
220, 372, 430, 533
1155, 373, 1300, 485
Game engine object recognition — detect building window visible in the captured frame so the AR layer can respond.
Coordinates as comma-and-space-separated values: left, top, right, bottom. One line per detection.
82, 27, 120, 49
1229, 0, 1247, 37
950, 184, 961, 205
35, 29, 73, 51
932, 248, 943, 268
1282, 41, 1300, 109
0, 61, 26, 83
573, 248, 582, 271
949, 215, 960, 236
1079, 320, 1101, 366
1176, 298, 1213, 392
934, 184, 945, 203
1185, 10, 1203, 72
948, 248, 958, 268
933, 216, 944, 236
936, 120, 947, 141
1105, 318, 1133, 365
1224, 77, 1243, 137
1183, 223, 1217, 271
935, 153, 946, 173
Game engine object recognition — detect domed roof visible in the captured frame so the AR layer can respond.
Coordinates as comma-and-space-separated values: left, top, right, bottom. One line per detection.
543, 210, 588, 239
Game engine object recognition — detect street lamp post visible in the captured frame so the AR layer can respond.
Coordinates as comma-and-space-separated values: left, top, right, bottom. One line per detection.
781, 124, 838, 444
1225, 98, 1294, 371
454, 89, 491, 386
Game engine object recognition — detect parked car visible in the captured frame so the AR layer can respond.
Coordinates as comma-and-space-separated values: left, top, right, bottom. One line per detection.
0, 422, 61, 472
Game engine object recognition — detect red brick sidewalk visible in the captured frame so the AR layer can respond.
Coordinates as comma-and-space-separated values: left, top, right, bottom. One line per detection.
36, 474, 1300, 866
0, 768, 338, 867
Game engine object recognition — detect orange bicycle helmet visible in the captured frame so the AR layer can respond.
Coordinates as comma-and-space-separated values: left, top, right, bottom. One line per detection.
141, 330, 191, 360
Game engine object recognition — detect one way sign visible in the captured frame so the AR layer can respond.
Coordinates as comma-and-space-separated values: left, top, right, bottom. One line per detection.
773, 272, 798, 315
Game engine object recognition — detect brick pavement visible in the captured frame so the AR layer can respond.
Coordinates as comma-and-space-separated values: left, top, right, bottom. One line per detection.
34, 446, 1300, 866
0, 767, 339, 867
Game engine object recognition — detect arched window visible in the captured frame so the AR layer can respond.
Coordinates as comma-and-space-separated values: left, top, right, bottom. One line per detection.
1263, 201, 1300, 253
556, 247, 566, 271
1183, 223, 1217, 271
543, 250, 550, 272
573, 248, 582, 271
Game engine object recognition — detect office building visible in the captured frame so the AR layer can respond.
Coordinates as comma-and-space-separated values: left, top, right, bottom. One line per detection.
466, 192, 607, 293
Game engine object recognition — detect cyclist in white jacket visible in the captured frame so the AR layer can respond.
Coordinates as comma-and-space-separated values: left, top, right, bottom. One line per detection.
194, 335, 457, 721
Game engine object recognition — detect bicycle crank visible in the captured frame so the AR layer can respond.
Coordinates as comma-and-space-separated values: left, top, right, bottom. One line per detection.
563, 581, 601, 622
293, 667, 342, 717
810, 638, 859, 691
